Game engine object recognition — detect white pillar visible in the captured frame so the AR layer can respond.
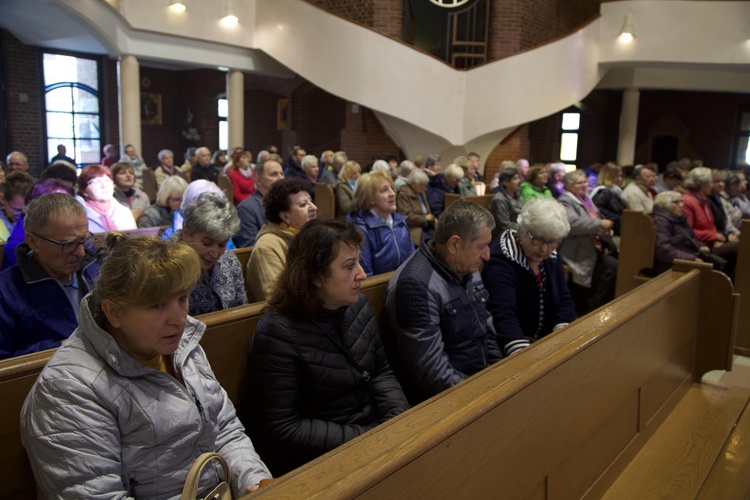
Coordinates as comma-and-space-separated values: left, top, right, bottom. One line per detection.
617, 86, 640, 166
119, 54, 142, 155
227, 69, 244, 150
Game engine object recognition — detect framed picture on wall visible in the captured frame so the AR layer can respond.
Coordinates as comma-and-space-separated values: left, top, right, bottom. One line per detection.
141, 92, 162, 125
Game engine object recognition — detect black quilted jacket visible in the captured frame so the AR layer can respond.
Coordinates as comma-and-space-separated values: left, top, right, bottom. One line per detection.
242, 295, 409, 475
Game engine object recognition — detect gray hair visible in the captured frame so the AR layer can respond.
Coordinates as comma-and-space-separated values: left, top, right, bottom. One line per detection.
726, 173, 742, 189
372, 160, 390, 173
684, 167, 712, 191
195, 146, 210, 157
517, 198, 570, 240
181, 180, 226, 210
407, 168, 429, 186
398, 160, 415, 177
425, 154, 441, 168
156, 176, 188, 207
444, 164, 465, 181
256, 150, 270, 164
157, 149, 174, 162
302, 155, 318, 171
516, 159, 529, 169
654, 190, 683, 210
25, 193, 85, 235
498, 167, 518, 184
6, 151, 28, 165
549, 162, 567, 176
435, 199, 495, 245
182, 192, 240, 241
332, 151, 348, 165
563, 169, 587, 187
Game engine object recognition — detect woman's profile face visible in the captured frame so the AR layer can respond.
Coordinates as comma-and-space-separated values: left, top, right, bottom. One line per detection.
167, 195, 183, 211
281, 191, 317, 230
411, 182, 427, 194
518, 230, 559, 264
105, 292, 190, 361
317, 242, 366, 310
125, 146, 136, 159
115, 168, 135, 190
85, 174, 114, 202
372, 180, 396, 216
183, 230, 227, 271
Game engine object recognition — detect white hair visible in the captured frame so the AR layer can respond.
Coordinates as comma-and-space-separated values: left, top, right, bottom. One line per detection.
517, 198, 570, 240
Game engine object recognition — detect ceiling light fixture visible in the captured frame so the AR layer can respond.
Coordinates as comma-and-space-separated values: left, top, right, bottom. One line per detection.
168, 0, 186, 14
619, 14, 635, 43
221, 0, 238, 25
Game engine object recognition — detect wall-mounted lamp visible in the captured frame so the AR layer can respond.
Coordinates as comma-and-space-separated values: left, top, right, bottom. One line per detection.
619, 14, 635, 43
168, 0, 186, 13
221, 0, 238, 25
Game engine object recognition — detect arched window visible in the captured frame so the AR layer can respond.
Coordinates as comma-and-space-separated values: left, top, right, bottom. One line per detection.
43, 53, 101, 168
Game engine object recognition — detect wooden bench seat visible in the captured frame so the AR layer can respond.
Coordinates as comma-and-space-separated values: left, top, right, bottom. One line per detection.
244, 261, 744, 499
605, 382, 750, 499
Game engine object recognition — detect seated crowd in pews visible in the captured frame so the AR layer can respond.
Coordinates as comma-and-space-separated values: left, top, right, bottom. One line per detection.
0, 145, 748, 496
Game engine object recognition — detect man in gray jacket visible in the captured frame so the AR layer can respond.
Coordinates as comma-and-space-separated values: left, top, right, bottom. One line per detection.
384, 200, 502, 404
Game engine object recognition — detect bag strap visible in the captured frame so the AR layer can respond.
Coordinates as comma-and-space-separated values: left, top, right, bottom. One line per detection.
181, 452, 231, 500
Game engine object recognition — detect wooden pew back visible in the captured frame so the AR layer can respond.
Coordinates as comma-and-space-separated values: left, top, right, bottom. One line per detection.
218, 174, 234, 205
141, 168, 157, 203
735, 218, 750, 354
615, 209, 656, 297
248, 262, 738, 499
315, 182, 336, 218
445, 193, 494, 209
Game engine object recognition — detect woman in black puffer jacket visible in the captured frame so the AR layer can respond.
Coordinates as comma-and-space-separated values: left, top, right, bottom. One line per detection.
243, 218, 409, 476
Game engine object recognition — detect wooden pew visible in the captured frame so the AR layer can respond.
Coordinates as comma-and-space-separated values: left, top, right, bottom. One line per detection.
735, 218, 750, 355
245, 261, 745, 499
614, 209, 656, 297
445, 193, 494, 209
141, 167, 157, 203
315, 182, 336, 218
218, 173, 234, 205
0, 270, 397, 499
0, 349, 55, 499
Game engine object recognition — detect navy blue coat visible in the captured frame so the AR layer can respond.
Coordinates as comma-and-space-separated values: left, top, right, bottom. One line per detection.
482, 230, 576, 356
347, 209, 415, 277
426, 174, 460, 217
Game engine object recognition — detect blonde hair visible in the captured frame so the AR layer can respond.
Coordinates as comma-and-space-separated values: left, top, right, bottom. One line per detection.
597, 162, 622, 188
156, 176, 188, 207
353, 170, 393, 211
339, 160, 361, 182
94, 235, 201, 313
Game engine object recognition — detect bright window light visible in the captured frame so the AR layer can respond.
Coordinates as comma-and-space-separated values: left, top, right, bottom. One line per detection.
560, 133, 579, 162
219, 121, 228, 151
561, 112, 580, 131
218, 98, 228, 118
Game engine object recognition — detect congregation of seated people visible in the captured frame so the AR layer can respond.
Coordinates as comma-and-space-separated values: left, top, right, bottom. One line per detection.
1, 144, 748, 495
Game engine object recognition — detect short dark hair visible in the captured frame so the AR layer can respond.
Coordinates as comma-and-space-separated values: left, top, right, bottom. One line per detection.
41, 163, 77, 186
269, 218, 363, 314
435, 199, 495, 245
2, 171, 34, 201
264, 178, 310, 224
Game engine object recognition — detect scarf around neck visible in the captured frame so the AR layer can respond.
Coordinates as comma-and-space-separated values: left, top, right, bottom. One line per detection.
86, 198, 117, 231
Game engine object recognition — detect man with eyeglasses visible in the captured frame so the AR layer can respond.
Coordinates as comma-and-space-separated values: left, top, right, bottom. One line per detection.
0, 194, 98, 359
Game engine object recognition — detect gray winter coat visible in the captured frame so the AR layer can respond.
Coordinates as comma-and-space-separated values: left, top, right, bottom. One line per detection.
557, 191, 603, 288
21, 295, 270, 499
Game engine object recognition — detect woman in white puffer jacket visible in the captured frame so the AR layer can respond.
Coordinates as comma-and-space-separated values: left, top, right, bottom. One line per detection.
21, 235, 271, 499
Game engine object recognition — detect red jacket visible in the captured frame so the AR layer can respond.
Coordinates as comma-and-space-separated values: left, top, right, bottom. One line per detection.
228, 169, 255, 205
682, 191, 716, 244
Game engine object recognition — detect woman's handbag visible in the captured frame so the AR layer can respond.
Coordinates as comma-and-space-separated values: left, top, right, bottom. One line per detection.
181, 452, 233, 500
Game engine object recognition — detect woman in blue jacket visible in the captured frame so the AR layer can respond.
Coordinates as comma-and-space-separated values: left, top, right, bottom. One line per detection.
348, 170, 414, 276
482, 198, 576, 357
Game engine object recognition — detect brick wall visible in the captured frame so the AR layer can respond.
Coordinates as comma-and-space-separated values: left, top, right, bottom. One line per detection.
341, 104, 403, 166
485, 124, 531, 181
2, 30, 44, 175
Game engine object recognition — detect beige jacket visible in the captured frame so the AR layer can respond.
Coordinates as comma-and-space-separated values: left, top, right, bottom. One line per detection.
246, 223, 296, 302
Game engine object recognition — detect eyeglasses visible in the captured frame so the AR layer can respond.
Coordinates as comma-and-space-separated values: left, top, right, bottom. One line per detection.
88, 177, 113, 187
526, 231, 561, 250
32, 232, 95, 253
